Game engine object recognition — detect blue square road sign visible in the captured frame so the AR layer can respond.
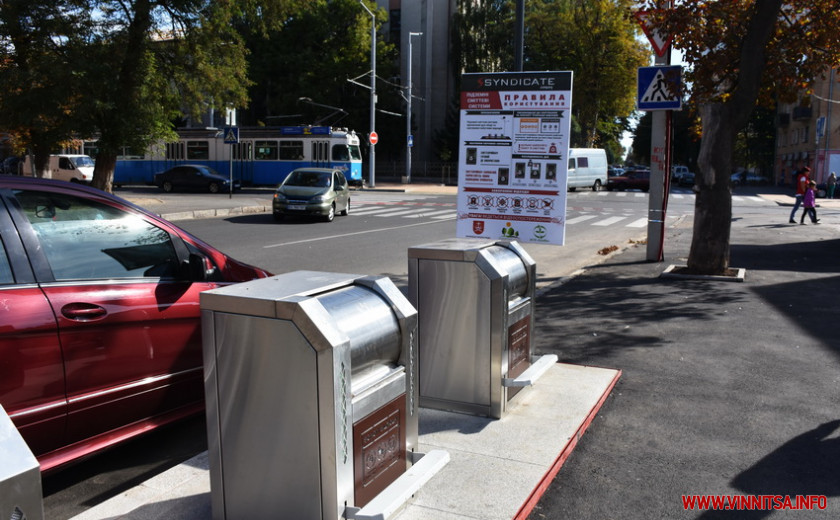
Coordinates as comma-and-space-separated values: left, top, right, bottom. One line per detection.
637, 66, 682, 111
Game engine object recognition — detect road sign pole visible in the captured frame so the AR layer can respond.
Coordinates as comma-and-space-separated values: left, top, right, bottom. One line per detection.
224, 126, 239, 199
646, 27, 672, 262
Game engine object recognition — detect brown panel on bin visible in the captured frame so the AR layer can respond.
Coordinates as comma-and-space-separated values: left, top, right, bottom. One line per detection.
353, 394, 407, 507
507, 315, 531, 399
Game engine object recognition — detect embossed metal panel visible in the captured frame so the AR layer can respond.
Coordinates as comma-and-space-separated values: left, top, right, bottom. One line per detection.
353, 395, 406, 506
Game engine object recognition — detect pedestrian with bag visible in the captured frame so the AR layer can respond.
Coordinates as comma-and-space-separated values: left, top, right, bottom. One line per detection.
789, 166, 810, 223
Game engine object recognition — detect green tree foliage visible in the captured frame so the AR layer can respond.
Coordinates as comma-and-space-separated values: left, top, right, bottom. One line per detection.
453, 0, 515, 74
0, 0, 304, 191
238, 0, 402, 160
80, 0, 257, 191
0, 1, 91, 174
644, 1, 840, 274
445, 0, 647, 159
527, 0, 648, 150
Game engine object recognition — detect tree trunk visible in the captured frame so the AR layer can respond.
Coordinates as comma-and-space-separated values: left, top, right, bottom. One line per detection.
91, 152, 116, 193
31, 142, 51, 178
685, 1, 783, 275
687, 103, 734, 274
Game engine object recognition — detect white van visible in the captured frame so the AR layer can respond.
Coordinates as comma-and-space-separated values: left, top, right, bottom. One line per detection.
22, 154, 95, 183
567, 148, 608, 191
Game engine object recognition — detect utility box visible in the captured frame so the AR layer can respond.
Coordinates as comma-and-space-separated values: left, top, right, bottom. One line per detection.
200, 271, 447, 520
408, 239, 557, 419
0, 404, 44, 520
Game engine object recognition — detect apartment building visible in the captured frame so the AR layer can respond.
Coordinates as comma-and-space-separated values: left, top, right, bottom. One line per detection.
379, 0, 457, 167
775, 68, 840, 185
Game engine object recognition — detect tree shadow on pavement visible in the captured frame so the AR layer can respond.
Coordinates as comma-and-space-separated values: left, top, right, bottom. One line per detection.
731, 236, 840, 273
533, 270, 748, 365
695, 420, 840, 520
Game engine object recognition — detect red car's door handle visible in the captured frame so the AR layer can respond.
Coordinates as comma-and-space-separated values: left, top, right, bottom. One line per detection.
61, 303, 108, 321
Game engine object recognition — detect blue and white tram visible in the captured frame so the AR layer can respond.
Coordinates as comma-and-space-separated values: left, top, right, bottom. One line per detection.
114, 126, 364, 186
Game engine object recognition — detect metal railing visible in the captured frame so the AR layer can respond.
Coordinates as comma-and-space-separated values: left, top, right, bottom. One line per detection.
374, 161, 457, 185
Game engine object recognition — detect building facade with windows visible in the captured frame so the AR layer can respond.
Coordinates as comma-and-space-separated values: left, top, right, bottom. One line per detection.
380, 0, 458, 170
775, 68, 840, 186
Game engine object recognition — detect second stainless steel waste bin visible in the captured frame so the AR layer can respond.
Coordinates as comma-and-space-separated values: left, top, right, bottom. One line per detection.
408, 239, 557, 419
201, 271, 447, 520
0, 404, 43, 520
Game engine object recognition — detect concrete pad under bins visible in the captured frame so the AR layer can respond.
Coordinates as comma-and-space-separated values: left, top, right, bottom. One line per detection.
402, 363, 620, 520
69, 363, 619, 520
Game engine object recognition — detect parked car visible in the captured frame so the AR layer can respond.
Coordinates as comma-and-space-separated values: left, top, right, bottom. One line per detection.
154, 164, 240, 193
2, 156, 22, 175
731, 171, 767, 186
606, 169, 650, 192
672, 165, 692, 183
0, 176, 270, 472
272, 168, 350, 222
677, 171, 695, 187
607, 166, 625, 178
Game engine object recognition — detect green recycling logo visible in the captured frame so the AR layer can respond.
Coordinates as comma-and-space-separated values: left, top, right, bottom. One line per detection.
502, 222, 519, 238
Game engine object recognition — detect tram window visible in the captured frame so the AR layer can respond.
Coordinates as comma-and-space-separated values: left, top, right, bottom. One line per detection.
117, 146, 145, 160
349, 145, 362, 161
166, 142, 185, 160
332, 145, 350, 161
255, 141, 278, 160
279, 141, 304, 160
186, 141, 209, 160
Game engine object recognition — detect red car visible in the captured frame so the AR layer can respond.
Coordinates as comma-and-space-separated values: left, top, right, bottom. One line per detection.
0, 177, 270, 472
606, 169, 650, 192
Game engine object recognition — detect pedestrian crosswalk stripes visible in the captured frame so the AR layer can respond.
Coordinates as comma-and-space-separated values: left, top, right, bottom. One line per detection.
349, 190, 770, 227
565, 215, 599, 225
404, 209, 456, 218
352, 206, 658, 228
626, 217, 648, 228
592, 216, 627, 227
352, 206, 416, 216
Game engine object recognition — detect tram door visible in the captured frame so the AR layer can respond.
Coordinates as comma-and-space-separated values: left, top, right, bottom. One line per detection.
311, 140, 330, 167
234, 141, 254, 184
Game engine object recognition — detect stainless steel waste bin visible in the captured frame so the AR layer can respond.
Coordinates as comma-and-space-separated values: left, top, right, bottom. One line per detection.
0, 404, 43, 520
200, 271, 447, 520
408, 239, 557, 419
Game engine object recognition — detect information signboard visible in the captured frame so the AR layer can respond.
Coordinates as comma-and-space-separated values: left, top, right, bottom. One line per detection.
456, 71, 573, 246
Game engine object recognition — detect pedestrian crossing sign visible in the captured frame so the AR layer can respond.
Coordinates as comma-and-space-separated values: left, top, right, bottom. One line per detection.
223, 126, 239, 144
637, 66, 682, 111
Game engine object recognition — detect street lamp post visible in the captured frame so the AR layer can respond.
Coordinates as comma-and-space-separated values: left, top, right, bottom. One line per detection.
406, 32, 422, 184
357, 0, 377, 188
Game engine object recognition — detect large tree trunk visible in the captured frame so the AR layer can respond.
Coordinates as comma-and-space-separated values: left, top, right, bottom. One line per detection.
685, 0, 783, 275
688, 103, 735, 274
91, 151, 116, 193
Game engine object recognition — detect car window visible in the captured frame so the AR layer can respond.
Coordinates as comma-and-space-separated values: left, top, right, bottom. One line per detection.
286, 171, 330, 187
13, 190, 181, 281
0, 237, 13, 284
